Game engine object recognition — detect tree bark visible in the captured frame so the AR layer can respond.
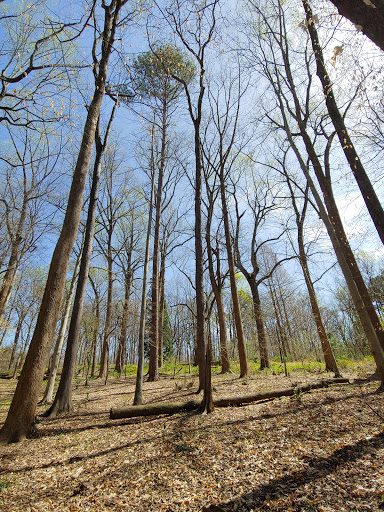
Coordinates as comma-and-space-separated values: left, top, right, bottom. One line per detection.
115, 268, 133, 375
0, 0, 123, 444
249, 280, 270, 370
327, 0, 384, 52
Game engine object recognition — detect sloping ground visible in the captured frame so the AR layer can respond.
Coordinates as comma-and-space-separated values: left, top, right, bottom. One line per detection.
0, 366, 383, 512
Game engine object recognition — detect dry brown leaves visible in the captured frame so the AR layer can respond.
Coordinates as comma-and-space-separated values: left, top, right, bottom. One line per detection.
0, 365, 383, 512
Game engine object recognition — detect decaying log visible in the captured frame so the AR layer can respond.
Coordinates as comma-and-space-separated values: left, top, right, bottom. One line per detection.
109, 377, 349, 420
110, 400, 200, 419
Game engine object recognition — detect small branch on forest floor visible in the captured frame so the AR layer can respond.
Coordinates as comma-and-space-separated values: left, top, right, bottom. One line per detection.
358, 383, 384, 423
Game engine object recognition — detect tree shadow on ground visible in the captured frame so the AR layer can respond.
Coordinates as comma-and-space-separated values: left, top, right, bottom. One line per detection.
204, 431, 384, 511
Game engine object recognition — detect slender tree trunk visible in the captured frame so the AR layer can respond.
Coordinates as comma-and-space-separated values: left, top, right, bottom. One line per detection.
40, 251, 82, 405
89, 278, 100, 378
158, 254, 166, 369
219, 172, 248, 378
8, 315, 23, 372
115, 270, 132, 374
194, 121, 206, 391
0, 1, 122, 444
205, 196, 231, 374
303, 0, 384, 245
134, 144, 156, 406
0, 199, 28, 318
148, 106, 167, 382
98, 233, 113, 380
273, 23, 384, 381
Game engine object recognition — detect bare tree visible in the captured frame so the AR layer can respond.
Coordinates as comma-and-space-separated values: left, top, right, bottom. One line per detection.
0, 0, 134, 444
302, 0, 384, 245
152, 0, 220, 394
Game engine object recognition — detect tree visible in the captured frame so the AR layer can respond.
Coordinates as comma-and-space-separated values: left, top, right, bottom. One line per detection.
203, 75, 249, 378
114, 191, 144, 374
153, 0, 219, 396
0, 1, 93, 127
282, 161, 340, 375
0, 125, 63, 319
232, 168, 289, 370
134, 128, 156, 406
203, 171, 231, 373
44, 103, 117, 418
327, 0, 384, 52
131, 45, 194, 381
0, 0, 134, 444
303, 0, 384, 246
245, 0, 384, 383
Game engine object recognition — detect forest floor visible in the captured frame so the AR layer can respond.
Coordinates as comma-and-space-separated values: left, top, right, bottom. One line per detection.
0, 362, 383, 512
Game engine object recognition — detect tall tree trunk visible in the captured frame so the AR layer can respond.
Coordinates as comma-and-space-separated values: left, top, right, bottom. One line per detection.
0, 1, 122, 444
205, 192, 231, 374
194, 120, 206, 391
98, 231, 113, 380
270, 15, 384, 381
219, 172, 248, 378
303, 0, 384, 245
286, 174, 340, 375
158, 252, 166, 369
134, 143, 156, 406
148, 105, 167, 382
89, 279, 100, 378
45, 106, 116, 418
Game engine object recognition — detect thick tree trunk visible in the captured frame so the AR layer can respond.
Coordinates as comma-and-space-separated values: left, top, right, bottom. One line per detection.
0, 1, 122, 444
249, 280, 270, 370
327, 0, 384, 52
303, 0, 384, 245
110, 377, 349, 419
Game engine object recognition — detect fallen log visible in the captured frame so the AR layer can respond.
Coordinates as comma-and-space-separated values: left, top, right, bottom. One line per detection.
109, 377, 349, 420
110, 400, 200, 419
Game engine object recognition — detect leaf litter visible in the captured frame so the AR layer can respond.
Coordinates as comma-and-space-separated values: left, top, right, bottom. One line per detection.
0, 365, 383, 512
